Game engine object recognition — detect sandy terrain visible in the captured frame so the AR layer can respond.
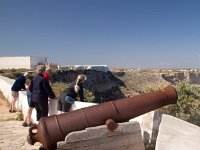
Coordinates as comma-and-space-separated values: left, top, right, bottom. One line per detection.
0, 92, 41, 150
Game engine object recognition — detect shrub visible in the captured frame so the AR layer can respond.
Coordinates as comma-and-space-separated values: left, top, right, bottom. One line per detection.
159, 80, 200, 126
51, 82, 67, 97
84, 89, 96, 103
51, 82, 96, 103
16, 112, 23, 121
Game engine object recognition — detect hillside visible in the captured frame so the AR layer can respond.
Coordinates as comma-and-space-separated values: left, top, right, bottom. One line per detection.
2, 69, 200, 126
53, 69, 200, 102
113, 70, 170, 95
52, 70, 170, 102
2, 69, 200, 103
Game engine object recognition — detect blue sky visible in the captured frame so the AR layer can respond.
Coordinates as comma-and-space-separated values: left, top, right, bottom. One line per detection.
0, 0, 200, 69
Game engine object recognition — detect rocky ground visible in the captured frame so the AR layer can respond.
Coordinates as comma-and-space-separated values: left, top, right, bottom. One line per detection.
0, 92, 41, 150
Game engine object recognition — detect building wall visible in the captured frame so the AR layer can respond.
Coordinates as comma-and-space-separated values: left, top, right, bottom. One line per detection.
0, 56, 47, 70
74, 65, 109, 72
0, 56, 31, 69
91, 65, 108, 72
30, 56, 47, 70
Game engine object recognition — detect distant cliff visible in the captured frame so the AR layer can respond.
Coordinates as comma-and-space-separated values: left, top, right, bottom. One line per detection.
4, 69, 200, 103
53, 70, 170, 102
162, 71, 200, 84
53, 70, 125, 103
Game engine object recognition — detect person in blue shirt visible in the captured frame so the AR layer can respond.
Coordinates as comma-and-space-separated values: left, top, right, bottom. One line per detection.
10, 72, 29, 113
57, 74, 87, 114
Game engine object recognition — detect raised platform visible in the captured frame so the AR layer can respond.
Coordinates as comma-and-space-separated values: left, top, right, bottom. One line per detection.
57, 121, 145, 150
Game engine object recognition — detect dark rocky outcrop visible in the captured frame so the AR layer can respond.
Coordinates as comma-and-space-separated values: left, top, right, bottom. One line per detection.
52, 70, 170, 103
52, 70, 125, 103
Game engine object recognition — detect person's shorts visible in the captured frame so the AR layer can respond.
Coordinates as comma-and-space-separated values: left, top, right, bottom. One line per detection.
27, 90, 34, 108
11, 91, 19, 98
57, 96, 71, 112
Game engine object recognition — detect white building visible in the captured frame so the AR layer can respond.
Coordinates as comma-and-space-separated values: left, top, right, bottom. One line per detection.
0, 56, 47, 70
74, 65, 109, 73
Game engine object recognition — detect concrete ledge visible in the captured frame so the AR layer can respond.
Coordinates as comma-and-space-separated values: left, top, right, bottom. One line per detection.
0, 75, 37, 122
57, 121, 145, 150
0, 75, 96, 122
130, 111, 162, 145
155, 114, 200, 150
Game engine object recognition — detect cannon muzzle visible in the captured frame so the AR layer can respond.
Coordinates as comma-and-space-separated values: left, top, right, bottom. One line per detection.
27, 85, 178, 150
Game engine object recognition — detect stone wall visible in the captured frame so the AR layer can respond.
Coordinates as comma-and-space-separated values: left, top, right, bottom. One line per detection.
0, 75, 96, 122
155, 114, 200, 150
2, 75, 200, 150
57, 121, 145, 150
0, 75, 37, 122
0, 75, 159, 148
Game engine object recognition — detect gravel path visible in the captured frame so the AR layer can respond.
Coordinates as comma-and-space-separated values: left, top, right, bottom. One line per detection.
0, 93, 41, 150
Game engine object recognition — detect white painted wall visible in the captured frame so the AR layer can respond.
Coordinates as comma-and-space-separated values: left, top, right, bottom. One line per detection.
155, 114, 200, 150
0, 56, 30, 69
74, 65, 109, 72
0, 75, 96, 122
130, 111, 160, 144
0, 56, 47, 70
0, 75, 157, 144
1, 75, 199, 150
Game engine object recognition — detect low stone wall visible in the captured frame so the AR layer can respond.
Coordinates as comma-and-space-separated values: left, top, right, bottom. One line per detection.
0, 75, 37, 122
130, 111, 161, 146
2, 75, 200, 150
155, 114, 200, 150
57, 121, 145, 150
0, 75, 96, 122
0, 75, 158, 148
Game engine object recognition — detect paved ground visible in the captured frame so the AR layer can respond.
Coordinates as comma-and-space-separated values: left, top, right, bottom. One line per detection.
0, 92, 41, 150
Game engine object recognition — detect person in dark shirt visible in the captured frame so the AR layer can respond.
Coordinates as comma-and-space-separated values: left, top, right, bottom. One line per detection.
10, 72, 29, 113
22, 67, 54, 127
57, 74, 87, 114
29, 65, 55, 121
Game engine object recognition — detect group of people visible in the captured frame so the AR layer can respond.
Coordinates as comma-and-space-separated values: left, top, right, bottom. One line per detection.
10, 65, 87, 127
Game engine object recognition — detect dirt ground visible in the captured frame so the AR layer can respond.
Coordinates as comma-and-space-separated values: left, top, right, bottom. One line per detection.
0, 92, 41, 150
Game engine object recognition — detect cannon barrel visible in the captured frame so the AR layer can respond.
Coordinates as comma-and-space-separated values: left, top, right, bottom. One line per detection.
27, 85, 178, 150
